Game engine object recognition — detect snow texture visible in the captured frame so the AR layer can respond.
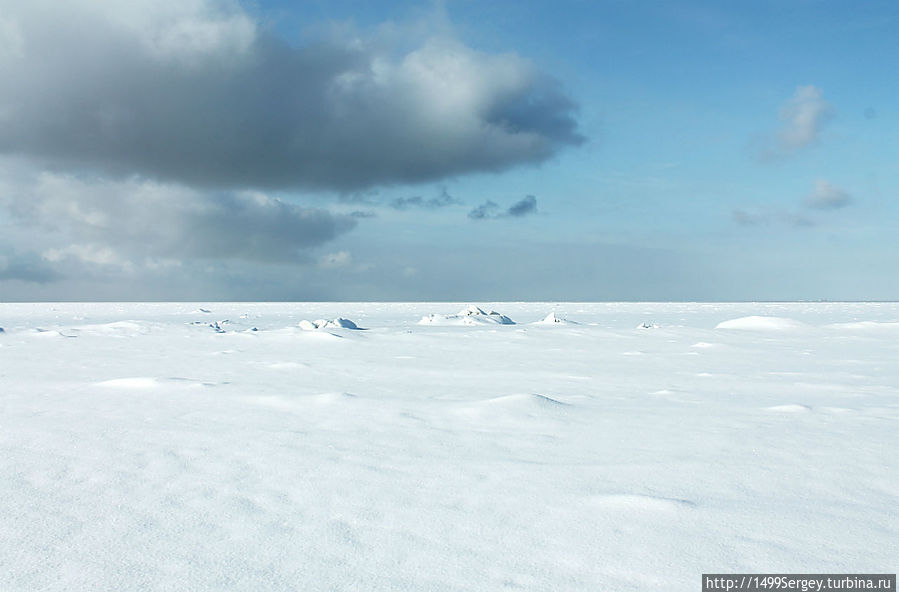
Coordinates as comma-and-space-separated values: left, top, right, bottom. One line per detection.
1, 302, 897, 591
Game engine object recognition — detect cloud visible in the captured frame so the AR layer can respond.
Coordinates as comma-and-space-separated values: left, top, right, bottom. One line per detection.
318, 250, 353, 269
0, 13, 24, 60
390, 188, 461, 210
0, 250, 61, 283
468, 195, 538, 220
2, 168, 357, 266
756, 85, 832, 160
0, 0, 583, 193
732, 208, 814, 228
803, 179, 852, 210
468, 200, 500, 220
781, 212, 816, 228
779, 85, 830, 149
507, 194, 537, 217
732, 209, 768, 226
43, 244, 131, 268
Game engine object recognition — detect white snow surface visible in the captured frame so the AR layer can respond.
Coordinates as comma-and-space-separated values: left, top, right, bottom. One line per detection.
1, 302, 897, 591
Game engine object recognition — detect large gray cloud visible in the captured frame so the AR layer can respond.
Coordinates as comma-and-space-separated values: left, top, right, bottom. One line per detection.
0, 0, 583, 193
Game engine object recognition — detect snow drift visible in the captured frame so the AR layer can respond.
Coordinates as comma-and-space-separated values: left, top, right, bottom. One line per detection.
716, 316, 809, 331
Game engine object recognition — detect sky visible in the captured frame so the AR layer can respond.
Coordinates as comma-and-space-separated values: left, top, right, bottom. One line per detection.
0, 0, 897, 301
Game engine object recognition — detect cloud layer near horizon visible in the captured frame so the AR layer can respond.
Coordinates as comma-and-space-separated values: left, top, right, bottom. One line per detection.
1, 166, 357, 268
0, 0, 583, 193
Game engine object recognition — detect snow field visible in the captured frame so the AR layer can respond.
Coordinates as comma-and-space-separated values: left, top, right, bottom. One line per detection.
0, 302, 897, 591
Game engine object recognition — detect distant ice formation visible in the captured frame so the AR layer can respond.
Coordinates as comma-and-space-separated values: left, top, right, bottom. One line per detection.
298, 318, 362, 330
419, 305, 515, 326
534, 312, 576, 325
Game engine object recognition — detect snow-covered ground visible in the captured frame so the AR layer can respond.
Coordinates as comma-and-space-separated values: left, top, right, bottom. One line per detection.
1, 302, 896, 591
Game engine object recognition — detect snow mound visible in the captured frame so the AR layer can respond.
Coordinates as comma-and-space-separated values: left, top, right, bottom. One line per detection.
419, 305, 515, 326
590, 494, 695, 513
307, 392, 358, 405
298, 318, 362, 330
716, 316, 809, 331
481, 393, 569, 409
266, 361, 308, 370
534, 312, 577, 325
96, 377, 160, 389
96, 377, 212, 390
28, 328, 74, 338
72, 321, 151, 336
827, 321, 899, 330
766, 404, 812, 413
458, 394, 571, 420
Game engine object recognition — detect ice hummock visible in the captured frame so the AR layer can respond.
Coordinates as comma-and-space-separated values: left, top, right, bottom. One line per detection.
298, 317, 362, 330
534, 312, 577, 325
418, 305, 515, 326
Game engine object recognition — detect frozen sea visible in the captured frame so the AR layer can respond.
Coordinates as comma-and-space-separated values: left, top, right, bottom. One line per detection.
1, 302, 897, 591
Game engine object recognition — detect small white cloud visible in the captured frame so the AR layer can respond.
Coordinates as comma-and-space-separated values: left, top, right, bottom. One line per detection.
318, 250, 353, 269
778, 85, 830, 150
804, 179, 851, 210
756, 85, 832, 160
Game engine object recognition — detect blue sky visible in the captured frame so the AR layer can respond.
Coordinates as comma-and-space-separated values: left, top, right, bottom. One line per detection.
0, 0, 897, 300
